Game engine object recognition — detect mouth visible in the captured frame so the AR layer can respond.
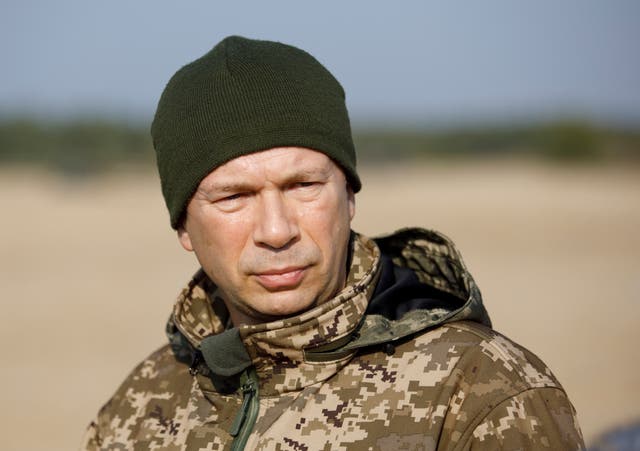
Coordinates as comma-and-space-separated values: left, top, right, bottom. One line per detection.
254, 266, 308, 291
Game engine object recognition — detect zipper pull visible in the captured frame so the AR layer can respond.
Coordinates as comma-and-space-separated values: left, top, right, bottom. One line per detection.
229, 381, 256, 437
189, 352, 202, 376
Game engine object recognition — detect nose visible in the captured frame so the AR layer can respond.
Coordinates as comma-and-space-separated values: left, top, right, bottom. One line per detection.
253, 191, 299, 250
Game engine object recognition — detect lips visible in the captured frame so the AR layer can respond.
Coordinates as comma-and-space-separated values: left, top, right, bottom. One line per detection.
254, 266, 307, 290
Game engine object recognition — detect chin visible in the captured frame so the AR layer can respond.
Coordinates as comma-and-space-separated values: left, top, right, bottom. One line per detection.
257, 293, 317, 319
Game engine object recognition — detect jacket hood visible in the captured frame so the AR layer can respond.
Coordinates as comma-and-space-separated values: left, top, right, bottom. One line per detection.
166, 228, 490, 391
321, 228, 491, 357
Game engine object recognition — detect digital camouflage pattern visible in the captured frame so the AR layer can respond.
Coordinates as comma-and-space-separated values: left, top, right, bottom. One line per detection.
82, 228, 584, 450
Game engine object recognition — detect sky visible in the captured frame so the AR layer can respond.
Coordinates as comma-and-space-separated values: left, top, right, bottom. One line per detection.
2, 1, 640, 127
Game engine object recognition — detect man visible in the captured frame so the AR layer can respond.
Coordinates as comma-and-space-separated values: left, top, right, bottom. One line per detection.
83, 36, 584, 450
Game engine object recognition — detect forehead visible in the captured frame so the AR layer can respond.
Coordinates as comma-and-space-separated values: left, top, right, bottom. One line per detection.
199, 147, 339, 187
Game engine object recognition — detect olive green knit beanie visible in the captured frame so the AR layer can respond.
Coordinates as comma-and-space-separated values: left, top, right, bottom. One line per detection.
151, 35, 360, 229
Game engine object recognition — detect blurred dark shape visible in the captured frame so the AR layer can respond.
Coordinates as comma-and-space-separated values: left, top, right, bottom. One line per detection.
539, 120, 602, 161
354, 120, 640, 164
0, 117, 153, 177
588, 421, 640, 451
1, 117, 639, 178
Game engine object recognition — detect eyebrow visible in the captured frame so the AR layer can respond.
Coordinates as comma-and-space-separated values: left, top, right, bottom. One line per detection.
281, 167, 331, 183
197, 181, 254, 196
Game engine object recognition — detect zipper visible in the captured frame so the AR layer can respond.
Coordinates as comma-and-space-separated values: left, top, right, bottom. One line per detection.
229, 367, 259, 451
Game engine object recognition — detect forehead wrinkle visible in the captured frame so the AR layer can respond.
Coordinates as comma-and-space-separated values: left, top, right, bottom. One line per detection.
197, 159, 259, 194
200, 153, 335, 193
196, 168, 262, 196
199, 149, 346, 202
280, 165, 332, 181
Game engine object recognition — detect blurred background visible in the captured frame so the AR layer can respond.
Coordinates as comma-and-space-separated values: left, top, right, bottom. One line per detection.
1, 1, 639, 450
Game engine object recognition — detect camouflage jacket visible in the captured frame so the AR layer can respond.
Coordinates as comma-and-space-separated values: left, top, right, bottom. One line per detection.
82, 228, 584, 450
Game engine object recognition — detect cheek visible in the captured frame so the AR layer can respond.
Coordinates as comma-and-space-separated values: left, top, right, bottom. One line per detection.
191, 214, 252, 271
301, 195, 352, 250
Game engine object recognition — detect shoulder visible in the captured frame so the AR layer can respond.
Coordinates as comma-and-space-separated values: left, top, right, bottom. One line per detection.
404, 321, 584, 449
107, 344, 191, 400
403, 320, 567, 416
357, 319, 564, 407
438, 320, 563, 390
82, 344, 193, 450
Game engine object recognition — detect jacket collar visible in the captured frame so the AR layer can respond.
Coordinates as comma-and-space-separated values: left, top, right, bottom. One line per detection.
166, 227, 491, 396
170, 232, 381, 396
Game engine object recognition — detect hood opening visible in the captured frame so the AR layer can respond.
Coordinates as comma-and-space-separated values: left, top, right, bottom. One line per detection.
367, 253, 465, 321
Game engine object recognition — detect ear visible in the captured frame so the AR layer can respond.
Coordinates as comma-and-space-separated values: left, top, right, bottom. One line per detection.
177, 227, 194, 252
347, 185, 356, 221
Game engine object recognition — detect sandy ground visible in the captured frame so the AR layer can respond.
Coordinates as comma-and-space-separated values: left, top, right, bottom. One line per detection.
1, 161, 639, 450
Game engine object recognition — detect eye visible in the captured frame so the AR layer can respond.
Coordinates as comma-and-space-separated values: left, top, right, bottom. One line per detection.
220, 193, 245, 202
213, 192, 249, 210
288, 181, 323, 200
291, 181, 318, 189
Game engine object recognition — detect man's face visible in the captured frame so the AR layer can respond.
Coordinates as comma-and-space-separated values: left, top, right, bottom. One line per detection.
178, 147, 355, 326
